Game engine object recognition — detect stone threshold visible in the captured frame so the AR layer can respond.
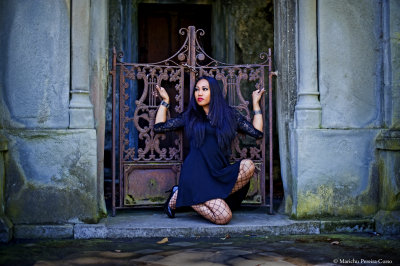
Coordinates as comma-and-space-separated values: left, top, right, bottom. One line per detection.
13, 210, 375, 240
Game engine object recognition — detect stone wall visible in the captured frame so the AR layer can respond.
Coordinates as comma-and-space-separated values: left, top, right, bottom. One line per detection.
229, 0, 274, 64
319, 0, 382, 128
5, 130, 99, 224
373, 0, 400, 234
2, 0, 397, 228
0, 0, 70, 129
289, 0, 379, 218
293, 129, 379, 218
288, 0, 400, 220
0, 0, 106, 225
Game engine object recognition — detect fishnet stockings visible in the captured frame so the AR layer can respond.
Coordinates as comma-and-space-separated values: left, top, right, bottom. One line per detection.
168, 190, 178, 210
192, 199, 232, 225
231, 159, 255, 194
192, 159, 255, 225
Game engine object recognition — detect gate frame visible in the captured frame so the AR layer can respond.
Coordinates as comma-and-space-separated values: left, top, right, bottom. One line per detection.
110, 26, 276, 216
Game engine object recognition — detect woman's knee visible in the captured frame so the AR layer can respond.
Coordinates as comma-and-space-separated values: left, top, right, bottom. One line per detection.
207, 199, 232, 225
214, 209, 232, 225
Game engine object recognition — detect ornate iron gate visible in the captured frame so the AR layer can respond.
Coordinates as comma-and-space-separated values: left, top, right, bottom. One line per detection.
110, 26, 275, 216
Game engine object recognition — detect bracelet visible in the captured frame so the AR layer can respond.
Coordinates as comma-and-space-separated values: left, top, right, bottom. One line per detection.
253, 110, 262, 115
160, 100, 170, 108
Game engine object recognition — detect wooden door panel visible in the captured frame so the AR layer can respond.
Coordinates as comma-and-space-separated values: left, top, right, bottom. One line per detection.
138, 4, 211, 63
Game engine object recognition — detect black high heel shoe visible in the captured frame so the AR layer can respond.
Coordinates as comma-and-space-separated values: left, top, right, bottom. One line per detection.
164, 185, 178, 218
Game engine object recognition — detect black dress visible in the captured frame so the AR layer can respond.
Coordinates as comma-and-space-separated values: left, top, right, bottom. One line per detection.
154, 110, 263, 208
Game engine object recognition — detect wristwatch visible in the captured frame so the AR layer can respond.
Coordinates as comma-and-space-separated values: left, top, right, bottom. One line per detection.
253, 109, 262, 115
161, 100, 170, 108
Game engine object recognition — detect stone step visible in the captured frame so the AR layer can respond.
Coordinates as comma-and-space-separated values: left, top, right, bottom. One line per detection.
13, 210, 375, 240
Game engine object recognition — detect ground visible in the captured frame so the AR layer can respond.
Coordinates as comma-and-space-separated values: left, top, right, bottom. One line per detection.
0, 233, 399, 265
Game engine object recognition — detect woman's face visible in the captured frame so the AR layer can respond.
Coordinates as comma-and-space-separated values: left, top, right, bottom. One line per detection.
194, 79, 211, 108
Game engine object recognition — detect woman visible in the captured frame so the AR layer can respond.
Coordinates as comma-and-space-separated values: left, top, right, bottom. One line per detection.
154, 76, 264, 225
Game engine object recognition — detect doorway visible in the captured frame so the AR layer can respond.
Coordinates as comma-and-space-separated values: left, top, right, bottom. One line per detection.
105, 2, 213, 209
138, 3, 211, 63
138, 3, 212, 158
105, 0, 283, 212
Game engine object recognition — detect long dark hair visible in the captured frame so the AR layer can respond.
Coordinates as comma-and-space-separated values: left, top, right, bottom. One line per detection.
184, 76, 237, 152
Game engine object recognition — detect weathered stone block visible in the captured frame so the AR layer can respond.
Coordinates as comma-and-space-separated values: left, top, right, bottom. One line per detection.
384, 0, 400, 129
0, 0, 70, 129
320, 219, 374, 233
318, 0, 382, 128
69, 108, 95, 129
0, 215, 13, 243
74, 223, 108, 239
5, 129, 105, 224
291, 129, 379, 218
295, 109, 321, 129
374, 210, 400, 235
376, 130, 400, 211
14, 224, 73, 239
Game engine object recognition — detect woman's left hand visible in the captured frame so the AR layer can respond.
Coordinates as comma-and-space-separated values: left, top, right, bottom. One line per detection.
252, 88, 265, 104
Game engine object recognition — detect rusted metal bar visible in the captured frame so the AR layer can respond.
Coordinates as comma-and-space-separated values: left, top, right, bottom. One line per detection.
268, 48, 273, 214
179, 66, 185, 162
260, 67, 266, 206
119, 64, 124, 209
111, 47, 117, 216
188, 26, 196, 97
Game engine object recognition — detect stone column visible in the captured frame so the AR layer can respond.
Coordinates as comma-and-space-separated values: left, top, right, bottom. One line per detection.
294, 0, 321, 128
384, 0, 400, 129
275, 0, 298, 214
90, 0, 108, 216
69, 0, 94, 128
374, 0, 400, 235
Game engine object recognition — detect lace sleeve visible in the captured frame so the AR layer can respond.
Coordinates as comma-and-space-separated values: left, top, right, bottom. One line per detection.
235, 110, 263, 139
153, 113, 185, 133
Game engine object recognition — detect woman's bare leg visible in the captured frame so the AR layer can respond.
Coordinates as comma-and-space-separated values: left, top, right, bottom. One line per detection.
192, 199, 232, 225
230, 159, 255, 194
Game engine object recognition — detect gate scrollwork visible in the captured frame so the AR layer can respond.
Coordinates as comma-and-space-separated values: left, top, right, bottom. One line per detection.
131, 66, 184, 161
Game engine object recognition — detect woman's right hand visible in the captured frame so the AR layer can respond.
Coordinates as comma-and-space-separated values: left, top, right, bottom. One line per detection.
155, 85, 170, 103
